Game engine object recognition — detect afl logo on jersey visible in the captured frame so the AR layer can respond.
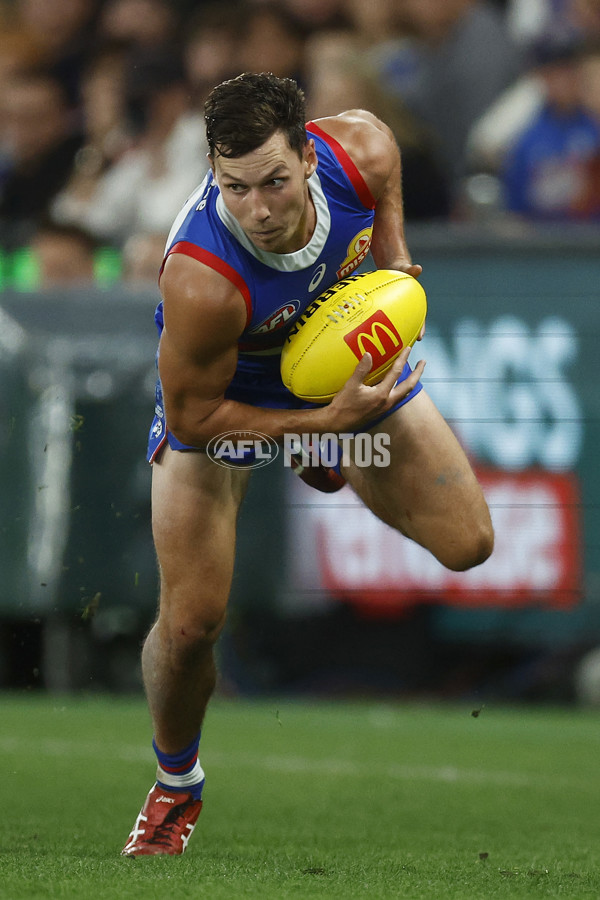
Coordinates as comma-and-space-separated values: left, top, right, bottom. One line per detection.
308, 263, 327, 293
337, 228, 373, 279
249, 300, 300, 335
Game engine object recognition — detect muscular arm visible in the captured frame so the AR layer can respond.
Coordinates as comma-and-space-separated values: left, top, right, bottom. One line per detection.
310, 110, 422, 276
159, 253, 420, 448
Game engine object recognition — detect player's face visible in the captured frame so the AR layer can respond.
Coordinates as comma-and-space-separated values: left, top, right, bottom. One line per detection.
211, 131, 317, 254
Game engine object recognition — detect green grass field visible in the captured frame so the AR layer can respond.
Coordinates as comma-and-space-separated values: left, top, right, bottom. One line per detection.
2, 692, 600, 899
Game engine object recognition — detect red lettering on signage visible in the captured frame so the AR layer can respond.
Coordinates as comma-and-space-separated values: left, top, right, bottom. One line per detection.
289, 469, 582, 615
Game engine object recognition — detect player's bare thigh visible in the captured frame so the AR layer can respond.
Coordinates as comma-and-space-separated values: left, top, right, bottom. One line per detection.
151, 444, 250, 626
341, 390, 494, 571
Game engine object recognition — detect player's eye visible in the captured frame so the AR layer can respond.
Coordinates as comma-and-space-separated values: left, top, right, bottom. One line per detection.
227, 183, 246, 193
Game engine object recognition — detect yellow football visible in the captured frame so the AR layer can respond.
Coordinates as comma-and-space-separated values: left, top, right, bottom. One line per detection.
280, 269, 427, 402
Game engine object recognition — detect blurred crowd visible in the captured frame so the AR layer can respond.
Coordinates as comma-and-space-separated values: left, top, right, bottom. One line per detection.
0, 0, 599, 287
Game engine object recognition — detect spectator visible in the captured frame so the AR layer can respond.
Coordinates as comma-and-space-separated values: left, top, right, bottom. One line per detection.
305, 30, 451, 219
30, 221, 97, 286
0, 28, 44, 179
97, 0, 181, 51
342, 0, 402, 46
465, 70, 546, 175
51, 45, 133, 228
0, 69, 84, 248
570, 0, 600, 37
570, 42, 600, 215
238, 2, 307, 86
501, 38, 600, 219
63, 48, 207, 245
121, 231, 166, 283
506, 0, 576, 46
183, 3, 246, 109
0, 28, 43, 87
11, 0, 101, 106
281, 0, 349, 34
504, 0, 600, 54
579, 41, 600, 121
370, 0, 523, 198
466, 0, 600, 173
435, 5, 600, 214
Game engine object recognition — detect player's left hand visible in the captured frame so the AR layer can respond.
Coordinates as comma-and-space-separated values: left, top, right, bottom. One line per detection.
396, 261, 423, 279
394, 262, 425, 338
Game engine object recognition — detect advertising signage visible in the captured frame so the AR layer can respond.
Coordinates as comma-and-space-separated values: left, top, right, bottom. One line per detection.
285, 250, 597, 622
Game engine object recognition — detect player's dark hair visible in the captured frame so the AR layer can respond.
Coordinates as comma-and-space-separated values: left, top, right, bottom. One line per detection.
204, 72, 307, 159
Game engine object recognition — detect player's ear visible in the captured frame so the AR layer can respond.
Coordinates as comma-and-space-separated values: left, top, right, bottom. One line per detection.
304, 139, 317, 178
207, 152, 215, 175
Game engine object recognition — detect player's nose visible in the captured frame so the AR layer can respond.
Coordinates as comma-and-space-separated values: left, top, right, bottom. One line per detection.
248, 189, 270, 222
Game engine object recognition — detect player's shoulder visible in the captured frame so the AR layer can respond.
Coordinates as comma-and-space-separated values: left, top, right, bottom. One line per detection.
160, 252, 248, 336
310, 110, 394, 200
161, 251, 226, 297
310, 109, 388, 156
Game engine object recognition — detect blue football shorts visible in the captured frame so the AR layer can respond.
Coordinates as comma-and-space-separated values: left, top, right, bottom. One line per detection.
147, 352, 422, 465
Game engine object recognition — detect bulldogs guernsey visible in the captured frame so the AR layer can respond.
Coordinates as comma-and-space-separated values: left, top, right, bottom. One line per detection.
148, 122, 418, 461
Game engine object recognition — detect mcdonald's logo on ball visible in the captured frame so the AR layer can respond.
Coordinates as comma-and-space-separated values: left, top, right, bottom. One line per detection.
343, 310, 403, 369
281, 269, 427, 403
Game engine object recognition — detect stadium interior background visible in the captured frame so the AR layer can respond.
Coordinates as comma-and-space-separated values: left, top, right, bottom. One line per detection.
1, 226, 598, 706
1, 0, 600, 706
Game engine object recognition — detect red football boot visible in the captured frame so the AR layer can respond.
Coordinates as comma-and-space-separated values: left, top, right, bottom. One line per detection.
121, 784, 203, 857
287, 444, 346, 493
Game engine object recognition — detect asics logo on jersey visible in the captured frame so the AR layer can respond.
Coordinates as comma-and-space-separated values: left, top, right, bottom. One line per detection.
308, 263, 327, 292
155, 795, 176, 804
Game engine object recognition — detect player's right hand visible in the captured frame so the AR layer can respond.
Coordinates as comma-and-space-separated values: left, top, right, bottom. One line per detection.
326, 346, 426, 432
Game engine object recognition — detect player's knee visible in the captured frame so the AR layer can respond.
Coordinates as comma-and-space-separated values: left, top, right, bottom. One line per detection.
441, 518, 494, 572
160, 604, 227, 659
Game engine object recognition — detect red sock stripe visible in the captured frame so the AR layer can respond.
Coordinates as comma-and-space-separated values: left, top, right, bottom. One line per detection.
161, 751, 199, 774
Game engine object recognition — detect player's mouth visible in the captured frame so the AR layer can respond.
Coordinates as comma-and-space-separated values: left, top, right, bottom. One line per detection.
252, 227, 281, 240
